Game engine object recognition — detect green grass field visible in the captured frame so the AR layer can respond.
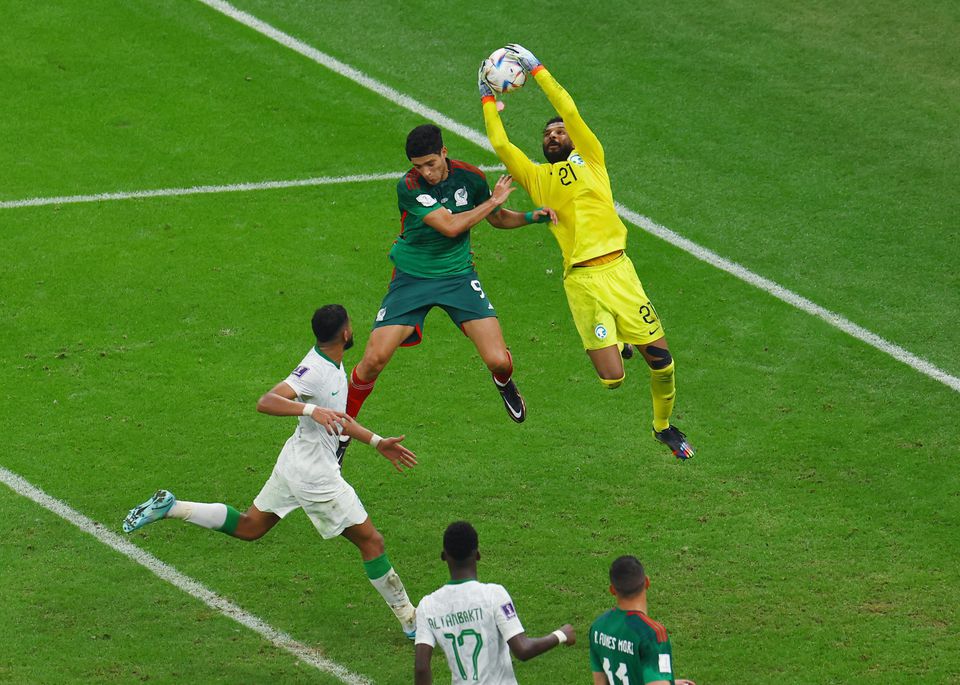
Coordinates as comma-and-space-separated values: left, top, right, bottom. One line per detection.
2, 1, 958, 683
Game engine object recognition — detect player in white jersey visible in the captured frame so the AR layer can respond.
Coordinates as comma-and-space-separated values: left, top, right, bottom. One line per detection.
414, 521, 575, 684
122, 305, 420, 637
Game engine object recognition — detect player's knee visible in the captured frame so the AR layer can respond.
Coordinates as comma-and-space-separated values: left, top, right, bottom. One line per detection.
599, 375, 625, 390
358, 354, 387, 378
645, 346, 673, 370
485, 351, 512, 375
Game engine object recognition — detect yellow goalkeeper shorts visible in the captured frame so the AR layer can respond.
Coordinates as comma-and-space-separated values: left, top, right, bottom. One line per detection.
563, 253, 665, 350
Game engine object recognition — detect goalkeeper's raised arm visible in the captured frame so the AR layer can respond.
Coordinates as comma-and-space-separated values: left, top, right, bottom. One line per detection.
504, 44, 604, 165
479, 64, 537, 189
475, 45, 696, 461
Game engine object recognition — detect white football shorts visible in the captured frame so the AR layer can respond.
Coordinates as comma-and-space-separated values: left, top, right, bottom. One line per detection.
254, 468, 368, 539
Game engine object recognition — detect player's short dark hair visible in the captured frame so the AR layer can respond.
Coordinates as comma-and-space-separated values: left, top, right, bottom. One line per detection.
443, 521, 479, 562
406, 124, 444, 159
311, 304, 348, 343
543, 115, 564, 132
609, 555, 647, 598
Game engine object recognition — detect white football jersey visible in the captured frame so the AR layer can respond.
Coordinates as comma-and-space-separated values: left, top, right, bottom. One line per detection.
274, 346, 348, 495
416, 580, 525, 685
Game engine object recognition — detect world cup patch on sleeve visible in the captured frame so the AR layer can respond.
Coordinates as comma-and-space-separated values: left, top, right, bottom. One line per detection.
292, 366, 310, 378
500, 602, 516, 619
658, 654, 672, 674
416, 193, 437, 207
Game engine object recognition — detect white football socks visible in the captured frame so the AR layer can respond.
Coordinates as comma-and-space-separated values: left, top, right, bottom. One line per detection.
369, 568, 417, 630
168, 501, 228, 530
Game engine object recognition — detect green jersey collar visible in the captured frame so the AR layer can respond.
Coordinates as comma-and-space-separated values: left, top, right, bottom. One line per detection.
446, 578, 478, 586
313, 346, 342, 369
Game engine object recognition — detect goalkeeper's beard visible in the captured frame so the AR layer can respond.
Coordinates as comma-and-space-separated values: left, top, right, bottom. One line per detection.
543, 141, 573, 164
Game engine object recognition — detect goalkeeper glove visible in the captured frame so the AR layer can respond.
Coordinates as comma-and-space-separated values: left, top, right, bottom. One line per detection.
504, 43, 541, 72
478, 62, 495, 99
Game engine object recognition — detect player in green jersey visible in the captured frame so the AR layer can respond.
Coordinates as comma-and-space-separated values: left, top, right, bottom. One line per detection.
345, 124, 556, 432
590, 556, 696, 685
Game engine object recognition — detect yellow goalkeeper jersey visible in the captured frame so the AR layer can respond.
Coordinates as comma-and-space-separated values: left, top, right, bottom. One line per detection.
483, 67, 628, 274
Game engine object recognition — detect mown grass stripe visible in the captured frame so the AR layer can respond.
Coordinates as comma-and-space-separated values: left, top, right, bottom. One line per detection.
196, 0, 960, 394
0, 466, 372, 685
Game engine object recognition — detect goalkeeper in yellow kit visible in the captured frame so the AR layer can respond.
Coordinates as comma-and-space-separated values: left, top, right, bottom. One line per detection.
480, 44, 694, 459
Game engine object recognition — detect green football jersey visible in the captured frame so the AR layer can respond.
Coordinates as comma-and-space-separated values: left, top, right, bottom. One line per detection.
389, 159, 492, 278
589, 608, 675, 684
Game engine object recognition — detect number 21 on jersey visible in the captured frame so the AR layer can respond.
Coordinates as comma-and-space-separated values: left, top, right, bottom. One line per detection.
558, 162, 579, 186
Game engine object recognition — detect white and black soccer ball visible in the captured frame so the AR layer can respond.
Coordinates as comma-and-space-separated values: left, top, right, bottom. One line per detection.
482, 47, 527, 94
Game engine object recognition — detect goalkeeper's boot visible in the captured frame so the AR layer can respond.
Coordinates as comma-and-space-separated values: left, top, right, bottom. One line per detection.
335, 436, 351, 466
123, 489, 176, 532
494, 378, 526, 423
620, 343, 635, 360
653, 426, 695, 460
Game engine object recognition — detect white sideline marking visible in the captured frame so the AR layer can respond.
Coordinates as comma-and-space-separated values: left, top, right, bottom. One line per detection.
616, 205, 960, 393
196, 0, 960, 394
0, 167, 502, 209
197, 0, 492, 153
0, 466, 371, 685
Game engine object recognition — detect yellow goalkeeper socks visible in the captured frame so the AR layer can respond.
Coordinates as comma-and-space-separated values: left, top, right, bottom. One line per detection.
650, 361, 676, 432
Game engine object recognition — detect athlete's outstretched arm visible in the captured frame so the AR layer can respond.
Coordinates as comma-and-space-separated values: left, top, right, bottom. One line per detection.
486, 206, 557, 229
339, 421, 418, 473
422, 174, 516, 237
479, 65, 537, 189
507, 623, 576, 661
481, 99, 537, 187
506, 44, 605, 164
257, 381, 415, 472
257, 381, 351, 434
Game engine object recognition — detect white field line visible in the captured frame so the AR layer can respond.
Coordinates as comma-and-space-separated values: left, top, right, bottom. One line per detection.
195, 0, 960, 394
0, 167, 504, 209
0, 465, 372, 685
615, 205, 960, 393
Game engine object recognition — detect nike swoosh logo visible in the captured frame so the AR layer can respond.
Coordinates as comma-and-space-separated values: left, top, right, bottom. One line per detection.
331, 390, 340, 396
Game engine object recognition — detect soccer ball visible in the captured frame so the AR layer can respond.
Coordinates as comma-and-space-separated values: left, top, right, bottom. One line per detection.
481, 47, 527, 94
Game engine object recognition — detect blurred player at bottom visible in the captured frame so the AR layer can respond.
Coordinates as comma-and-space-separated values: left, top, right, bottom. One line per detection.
590, 556, 696, 685
122, 305, 419, 638
414, 521, 575, 684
